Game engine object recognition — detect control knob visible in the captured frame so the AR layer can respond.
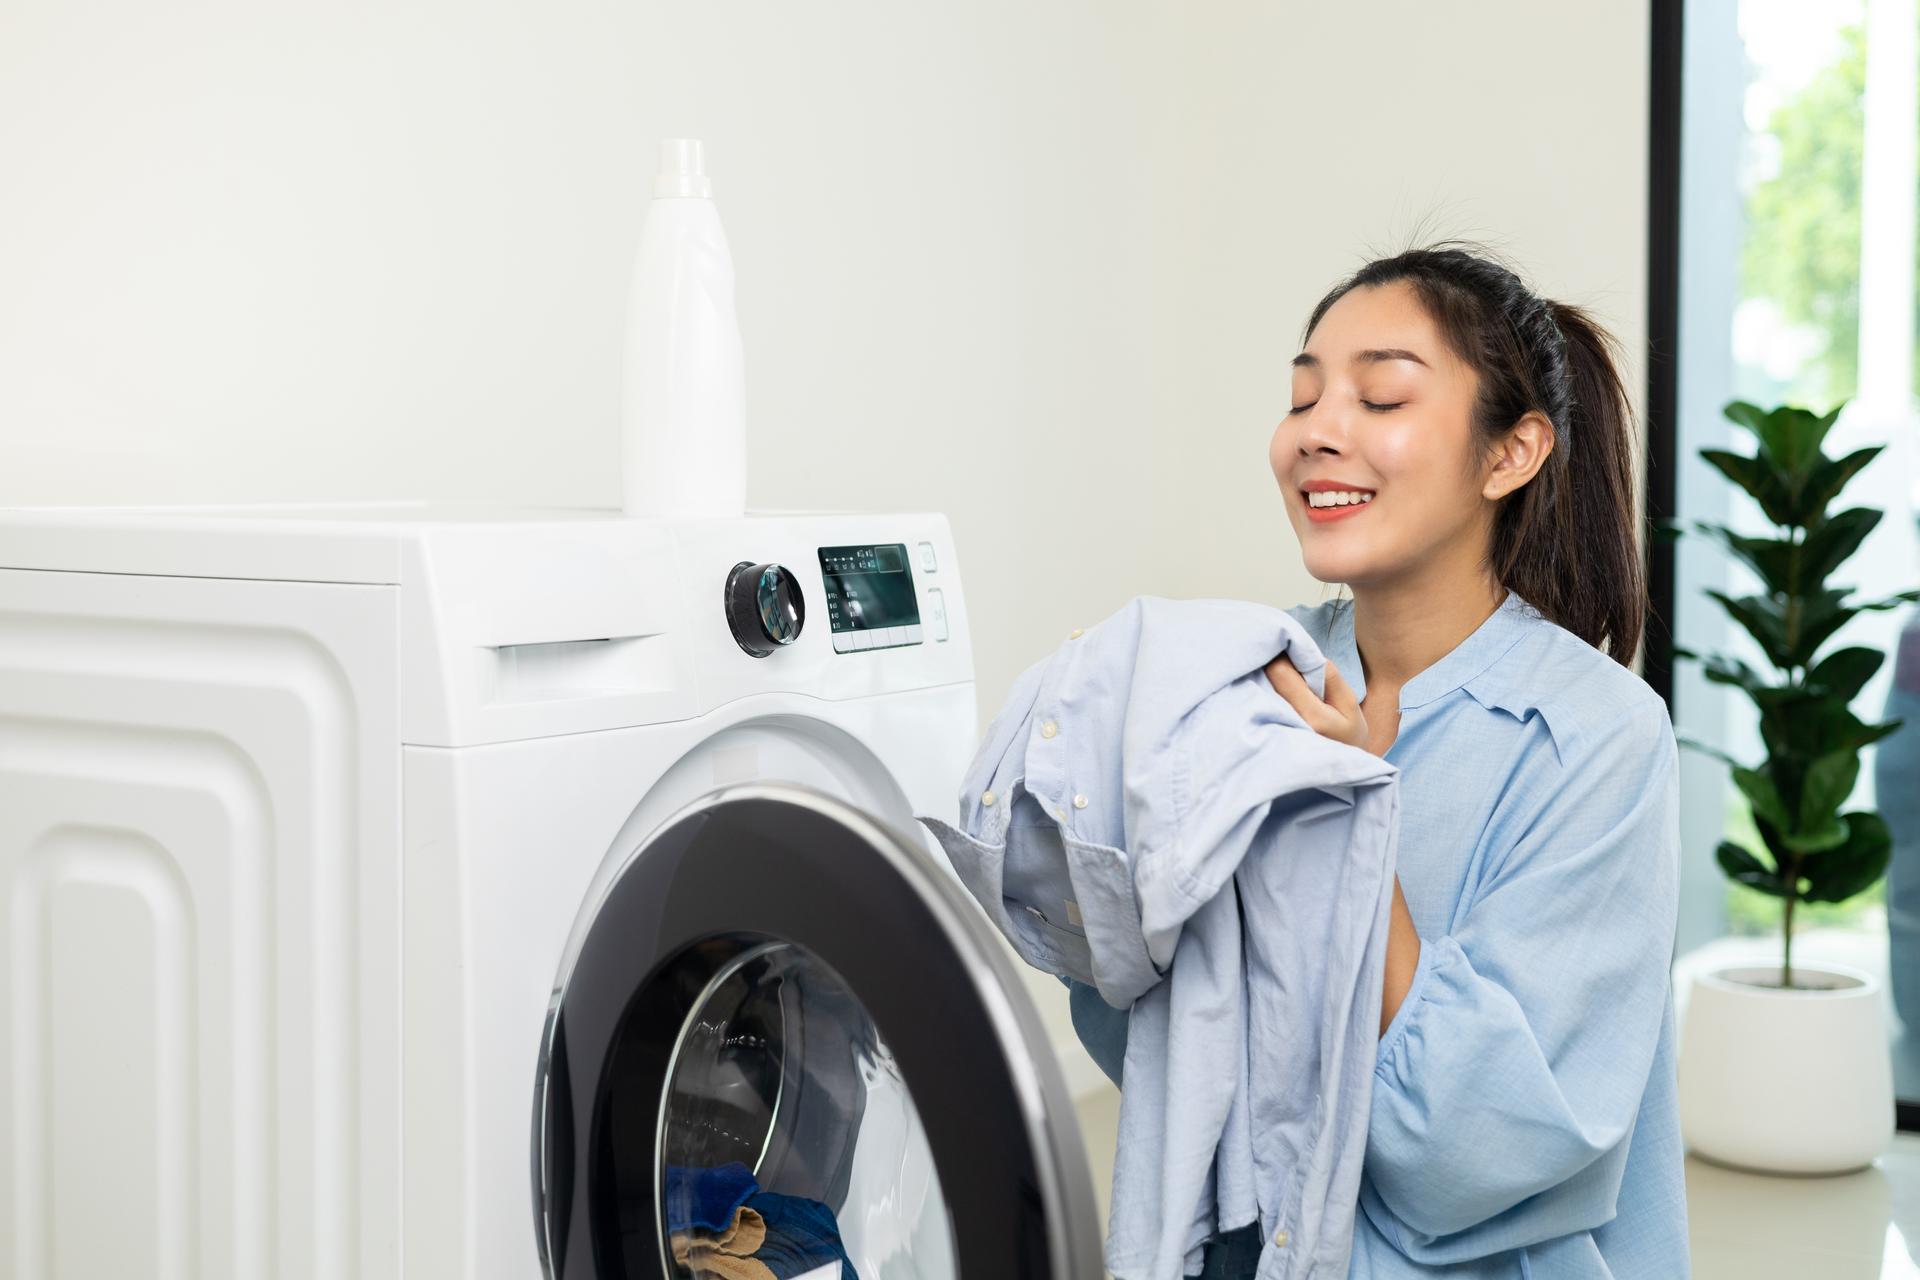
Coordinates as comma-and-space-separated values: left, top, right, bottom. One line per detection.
725, 561, 805, 658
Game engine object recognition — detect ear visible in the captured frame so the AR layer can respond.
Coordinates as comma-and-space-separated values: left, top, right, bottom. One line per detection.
1483, 410, 1555, 500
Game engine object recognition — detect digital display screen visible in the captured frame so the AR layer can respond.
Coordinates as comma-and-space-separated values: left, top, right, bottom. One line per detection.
818, 543, 923, 651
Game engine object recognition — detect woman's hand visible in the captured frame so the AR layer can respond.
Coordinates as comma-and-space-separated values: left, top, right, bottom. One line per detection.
1264, 653, 1372, 754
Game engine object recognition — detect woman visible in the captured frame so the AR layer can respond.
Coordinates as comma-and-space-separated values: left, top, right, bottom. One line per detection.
1067, 243, 1688, 1277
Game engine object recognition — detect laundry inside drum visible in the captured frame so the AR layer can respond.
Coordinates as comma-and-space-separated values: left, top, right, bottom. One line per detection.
654, 941, 958, 1280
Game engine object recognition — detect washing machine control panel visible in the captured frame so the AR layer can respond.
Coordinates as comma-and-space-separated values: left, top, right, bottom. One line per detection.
817, 542, 924, 654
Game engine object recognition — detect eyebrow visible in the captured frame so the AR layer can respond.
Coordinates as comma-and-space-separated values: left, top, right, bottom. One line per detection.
1291, 348, 1431, 370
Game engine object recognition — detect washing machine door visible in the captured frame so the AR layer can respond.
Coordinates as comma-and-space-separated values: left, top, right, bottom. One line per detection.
533, 782, 1105, 1280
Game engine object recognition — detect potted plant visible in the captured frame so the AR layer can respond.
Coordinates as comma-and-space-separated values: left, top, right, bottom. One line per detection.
1667, 398, 1919, 1174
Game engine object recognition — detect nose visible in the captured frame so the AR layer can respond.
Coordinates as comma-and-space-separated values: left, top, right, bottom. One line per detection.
1294, 400, 1350, 458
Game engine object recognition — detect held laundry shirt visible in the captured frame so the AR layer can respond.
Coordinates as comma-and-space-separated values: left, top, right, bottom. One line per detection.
915, 596, 1401, 1280
1067, 588, 1690, 1279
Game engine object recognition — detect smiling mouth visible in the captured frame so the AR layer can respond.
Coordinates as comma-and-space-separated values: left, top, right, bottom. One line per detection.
1303, 489, 1376, 510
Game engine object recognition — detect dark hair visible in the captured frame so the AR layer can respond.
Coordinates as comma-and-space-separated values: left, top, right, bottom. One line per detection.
1302, 240, 1644, 666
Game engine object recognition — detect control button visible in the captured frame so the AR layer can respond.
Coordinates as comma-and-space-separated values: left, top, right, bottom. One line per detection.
927, 588, 949, 642
832, 633, 854, 653
902, 623, 924, 645
917, 541, 938, 572
879, 626, 905, 648
852, 629, 874, 652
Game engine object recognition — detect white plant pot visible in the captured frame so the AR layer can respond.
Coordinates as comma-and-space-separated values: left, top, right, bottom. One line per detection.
1677, 960, 1893, 1174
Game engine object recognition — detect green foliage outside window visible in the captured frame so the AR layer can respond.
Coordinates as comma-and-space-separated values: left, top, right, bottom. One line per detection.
1741, 20, 1871, 407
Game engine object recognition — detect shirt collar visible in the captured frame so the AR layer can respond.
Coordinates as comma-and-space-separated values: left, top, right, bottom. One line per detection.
1324, 587, 1538, 712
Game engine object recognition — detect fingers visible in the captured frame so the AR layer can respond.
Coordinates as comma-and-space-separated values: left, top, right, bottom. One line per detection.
1265, 654, 1336, 733
1322, 658, 1360, 717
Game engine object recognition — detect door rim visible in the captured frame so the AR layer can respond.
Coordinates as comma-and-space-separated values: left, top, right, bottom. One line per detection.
530, 779, 1104, 1279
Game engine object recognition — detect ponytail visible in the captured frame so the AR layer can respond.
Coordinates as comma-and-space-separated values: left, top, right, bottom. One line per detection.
1498, 300, 1643, 665
1302, 242, 1646, 665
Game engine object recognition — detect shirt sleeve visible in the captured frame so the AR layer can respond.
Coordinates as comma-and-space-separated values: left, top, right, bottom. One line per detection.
1061, 975, 1130, 1086
1360, 699, 1680, 1263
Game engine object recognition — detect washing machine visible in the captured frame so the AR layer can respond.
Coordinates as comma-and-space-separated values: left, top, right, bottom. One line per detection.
0, 502, 1103, 1280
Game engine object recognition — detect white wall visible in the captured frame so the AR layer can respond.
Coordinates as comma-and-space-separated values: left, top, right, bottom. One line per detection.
0, 1, 1650, 1096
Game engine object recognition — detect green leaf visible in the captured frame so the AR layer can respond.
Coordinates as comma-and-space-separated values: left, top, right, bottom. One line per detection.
1804, 444, 1882, 514
1721, 399, 1772, 437
1677, 735, 1742, 769
1780, 815, 1850, 855
1852, 588, 1920, 613
1790, 587, 1862, 667
1800, 812, 1892, 903
1745, 402, 1829, 483
1732, 766, 1792, 833
1805, 646, 1883, 700
1717, 840, 1787, 896
1797, 506, 1882, 585
1699, 654, 1773, 696
1698, 449, 1796, 527
1759, 698, 1902, 761
1797, 750, 1860, 830
1705, 589, 1793, 668
1691, 521, 1798, 596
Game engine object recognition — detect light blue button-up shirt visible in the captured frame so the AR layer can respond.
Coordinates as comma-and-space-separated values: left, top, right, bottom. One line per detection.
918, 595, 1401, 1279
1068, 588, 1690, 1278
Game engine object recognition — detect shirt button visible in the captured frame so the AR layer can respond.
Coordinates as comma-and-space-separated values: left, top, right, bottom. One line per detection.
1040, 720, 1058, 739
1069, 628, 1084, 639
1273, 1228, 1289, 1248
1072, 793, 1088, 809
981, 790, 996, 806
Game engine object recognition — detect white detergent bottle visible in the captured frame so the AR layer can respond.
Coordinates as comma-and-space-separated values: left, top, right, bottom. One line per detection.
621, 138, 746, 518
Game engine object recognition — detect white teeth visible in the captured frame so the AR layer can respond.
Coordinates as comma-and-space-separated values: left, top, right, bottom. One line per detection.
1307, 490, 1374, 508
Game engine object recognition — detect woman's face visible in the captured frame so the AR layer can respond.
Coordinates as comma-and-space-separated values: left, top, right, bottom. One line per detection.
1268, 280, 1494, 590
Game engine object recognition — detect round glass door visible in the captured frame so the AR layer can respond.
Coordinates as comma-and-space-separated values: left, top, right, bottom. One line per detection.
533, 782, 1103, 1280
655, 942, 954, 1279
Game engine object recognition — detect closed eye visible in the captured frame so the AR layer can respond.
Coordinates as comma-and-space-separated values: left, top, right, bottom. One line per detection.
1286, 400, 1404, 415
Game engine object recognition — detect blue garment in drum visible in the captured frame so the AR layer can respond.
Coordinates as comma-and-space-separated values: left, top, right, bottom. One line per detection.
664, 1162, 760, 1234
743, 1192, 861, 1280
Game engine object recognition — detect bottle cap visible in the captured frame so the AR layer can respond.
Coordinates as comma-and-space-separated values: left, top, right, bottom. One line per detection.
653, 138, 714, 198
